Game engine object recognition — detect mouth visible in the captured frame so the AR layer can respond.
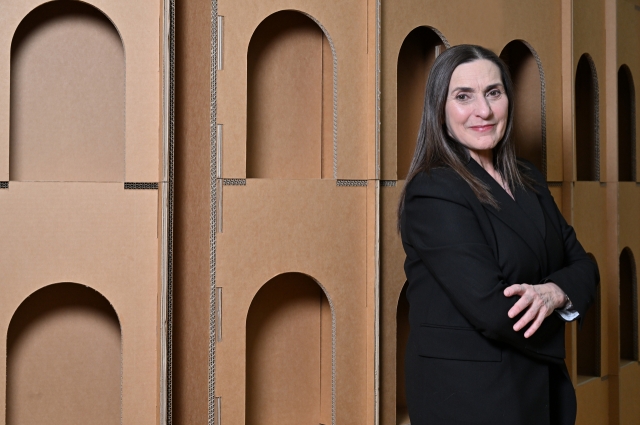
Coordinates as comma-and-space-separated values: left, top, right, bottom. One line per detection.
469, 124, 495, 132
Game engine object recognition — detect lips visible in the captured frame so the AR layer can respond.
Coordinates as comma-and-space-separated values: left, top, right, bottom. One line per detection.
469, 124, 495, 132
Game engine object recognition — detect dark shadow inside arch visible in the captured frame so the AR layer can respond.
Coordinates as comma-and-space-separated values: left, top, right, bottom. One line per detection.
396, 26, 447, 180
577, 254, 601, 377
618, 65, 636, 182
620, 247, 638, 361
6, 282, 121, 425
500, 40, 545, 173
247, 11, 333, 179
396, 281, 410, 425
575, 54, 600, 181
246, 272, 332, 425
10, 0, 125, 182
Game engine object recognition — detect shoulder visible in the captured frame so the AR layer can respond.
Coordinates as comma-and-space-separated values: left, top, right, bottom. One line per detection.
405, 167, 472, 204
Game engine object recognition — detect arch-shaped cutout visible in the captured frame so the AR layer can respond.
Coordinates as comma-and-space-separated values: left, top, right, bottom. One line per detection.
246, 272, 333, 425
396, 282, 410, 425
247, 11, 334, 179
396, 27, 448, 180
620, 247, 638, 361
618, 65, 636, 182
575, 54, 600, 181
500, 40, 546, 173
10, 0, 125, 182
577, 253, 601, 377
6, 283, 121, 424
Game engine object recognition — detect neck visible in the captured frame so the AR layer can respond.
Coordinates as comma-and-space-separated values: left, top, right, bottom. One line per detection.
469, 149, 494, 173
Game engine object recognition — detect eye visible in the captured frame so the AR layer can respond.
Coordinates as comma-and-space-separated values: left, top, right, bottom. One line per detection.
455, 93, 470, 101
487, 89, 502, 98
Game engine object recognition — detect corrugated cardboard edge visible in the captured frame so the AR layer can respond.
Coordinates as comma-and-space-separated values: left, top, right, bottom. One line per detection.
209, 1, 219, 424
161, 0, 175, 424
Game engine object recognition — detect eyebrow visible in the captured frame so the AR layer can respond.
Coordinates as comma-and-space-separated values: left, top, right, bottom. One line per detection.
450, 83, 504, 93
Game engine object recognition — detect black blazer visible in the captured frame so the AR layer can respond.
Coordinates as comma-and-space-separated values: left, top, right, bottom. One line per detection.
400, 159, 599, 425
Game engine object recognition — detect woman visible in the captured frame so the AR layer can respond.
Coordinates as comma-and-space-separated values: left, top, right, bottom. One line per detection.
399, 44, 599, 425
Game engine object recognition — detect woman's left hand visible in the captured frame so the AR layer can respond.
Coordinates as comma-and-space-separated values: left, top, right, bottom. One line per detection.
503, 282, 567, 338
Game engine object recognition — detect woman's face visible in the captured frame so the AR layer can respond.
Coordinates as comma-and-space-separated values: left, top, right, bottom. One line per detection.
444, 59, 508, 160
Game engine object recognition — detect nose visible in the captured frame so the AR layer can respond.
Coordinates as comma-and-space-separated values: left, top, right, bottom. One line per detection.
474, 96, 493, 119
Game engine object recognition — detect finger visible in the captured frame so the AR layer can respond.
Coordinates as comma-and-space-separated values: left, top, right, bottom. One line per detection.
513, 298, 541, 331
524, 308, 548, 338
504, 283, 525, 297
508, 290, 534, 318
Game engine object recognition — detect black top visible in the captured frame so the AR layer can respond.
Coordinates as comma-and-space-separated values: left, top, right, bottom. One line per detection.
400, 159, 599, 425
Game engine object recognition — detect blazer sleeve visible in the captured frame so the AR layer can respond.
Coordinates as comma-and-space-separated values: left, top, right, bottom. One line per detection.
526, 164, 599, 320
402, 169, 565, 358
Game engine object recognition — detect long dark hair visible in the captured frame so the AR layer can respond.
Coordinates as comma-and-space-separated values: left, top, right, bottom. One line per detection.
398, 44, 534, 228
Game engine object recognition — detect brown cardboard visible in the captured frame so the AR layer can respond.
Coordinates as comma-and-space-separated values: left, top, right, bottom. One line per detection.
217, 0, 369, 179
215, 179, 369, 424
0, 183, 159, 425
7, 283, 121, 425
9, 1, 125, 182
171, 0, 213, 422
246, 11, 324, 179
500, 41, 545, 172
0, 0, 162, 182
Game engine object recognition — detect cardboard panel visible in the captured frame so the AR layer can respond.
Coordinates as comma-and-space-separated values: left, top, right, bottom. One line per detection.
217, 0, 369, 179
500, 40, 544, 172
396, 27, 444, 180
171, 0, 212, 421
246, 273, 330, 425
0, 0, 161, 182
575, 54, 599, 181
395, 283, 410, 425
575, 378, 609, 425
9, 1, 124, 182
215, 180, 368, 425
6, 283, 120, 425
0, 182, 159, 425
577, 254, 602, 377
619, 247, 638, 361
573, 182, 608, 380
616, 0, 640, 182
619, 361, 640, 424
246, 11, 324, 179
378, 185, 408, 425
618, 66, 636, 182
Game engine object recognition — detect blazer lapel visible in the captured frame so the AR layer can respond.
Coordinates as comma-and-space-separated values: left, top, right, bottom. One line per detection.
466, 159, 549, 273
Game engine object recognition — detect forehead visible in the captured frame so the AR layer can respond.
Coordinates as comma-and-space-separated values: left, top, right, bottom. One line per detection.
449, 59, 503, 89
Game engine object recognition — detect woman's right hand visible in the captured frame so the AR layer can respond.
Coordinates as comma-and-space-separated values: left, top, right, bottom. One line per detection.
503, 282, 567, 338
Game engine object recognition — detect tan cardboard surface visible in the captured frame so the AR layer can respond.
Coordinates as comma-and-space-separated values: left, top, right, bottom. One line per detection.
9, 1, 125, 182
7, 283, 121, 425
576, 377, 610, 424
619, 362, 640, 423
617, 0, 640, 182
217, 0, 368, 179
216, 179, 368, 424
246, 11, 324, 179
380, 0, 564, 181
171, 0, 213, 421
573, 0, 606, 181
0, 183, 159, 425
573, 182, 609, 379
0, 0, 161, 182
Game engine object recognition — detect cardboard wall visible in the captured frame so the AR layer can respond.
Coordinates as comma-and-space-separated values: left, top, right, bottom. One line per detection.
246, 11, 329, 179
395, 27, 445, 180
617, 66, 636, 182
500, 40, 545, 173
9, 1, 125, 182
6, 283, 121, 425
0, 0, 163, 424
